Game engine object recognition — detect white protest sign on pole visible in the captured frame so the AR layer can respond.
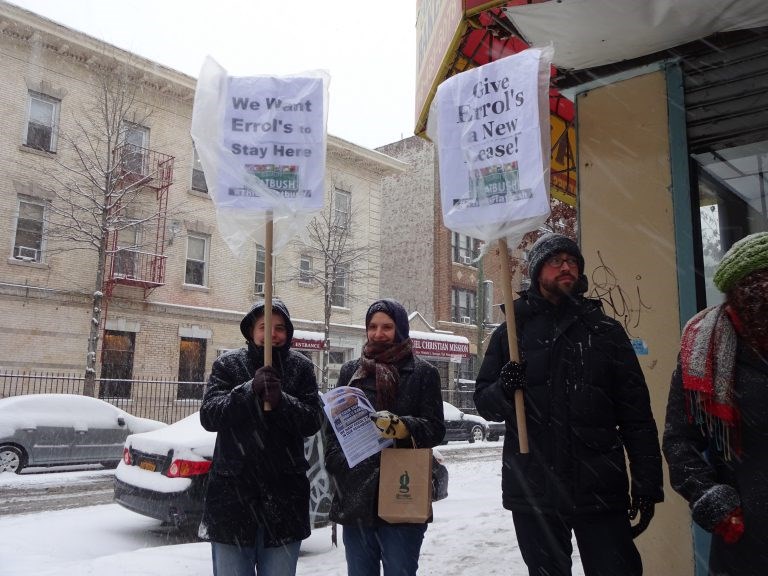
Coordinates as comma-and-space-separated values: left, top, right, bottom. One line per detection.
427, 46, 552, 246
427, 46, 554, 454
191, 57, 329, 407
191, 56, 330, 256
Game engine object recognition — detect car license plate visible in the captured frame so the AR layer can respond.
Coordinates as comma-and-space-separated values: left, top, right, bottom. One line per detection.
139, 460, 156, 472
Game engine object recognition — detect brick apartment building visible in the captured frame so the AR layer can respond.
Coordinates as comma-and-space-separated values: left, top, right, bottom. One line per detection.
0, 1, 406, 396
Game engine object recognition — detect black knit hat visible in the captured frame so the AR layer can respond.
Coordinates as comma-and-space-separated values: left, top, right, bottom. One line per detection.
239, 298, 294, 346
527, 233, 584, 289
365, 299, 410, 343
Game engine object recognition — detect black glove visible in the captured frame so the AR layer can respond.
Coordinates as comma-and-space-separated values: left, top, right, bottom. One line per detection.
252, 366, 282, 408
629, 496, 655, 538
500, 360, 527, 400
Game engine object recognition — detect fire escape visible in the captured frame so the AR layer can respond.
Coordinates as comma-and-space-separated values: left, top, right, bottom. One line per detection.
100, 143, 174, 356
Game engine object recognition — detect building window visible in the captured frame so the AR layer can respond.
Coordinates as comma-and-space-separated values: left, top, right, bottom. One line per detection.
328, 350, 345, 365
452, 288, 476, 324
331, 263, 349, 307
121, 122, 149, 175
333, 189, 351, 229
458, 355, 477, 382
113, 220, 141, 278
452, 232, 480, 266
185, 234, 209, 286
191, 143, 208, 193
99, 330, 135, 399
255, 244, 266, 294
178, 337, 206, 399
25, 91, 59, 152
13, 198, 45, 262
299, 254, 313, 285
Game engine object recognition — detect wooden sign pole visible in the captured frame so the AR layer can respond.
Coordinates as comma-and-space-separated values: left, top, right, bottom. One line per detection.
263, 215, 274, 411
498, 238, 529, 454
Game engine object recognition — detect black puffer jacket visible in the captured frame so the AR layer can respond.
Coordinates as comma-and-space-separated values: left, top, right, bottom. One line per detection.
324, 354, 445, 526
199, 300, 322, 547
474, 290, 663, 515
663, 344, 768, 574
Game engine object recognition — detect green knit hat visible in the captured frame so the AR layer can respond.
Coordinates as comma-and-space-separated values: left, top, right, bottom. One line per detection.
713, 231, 768, 292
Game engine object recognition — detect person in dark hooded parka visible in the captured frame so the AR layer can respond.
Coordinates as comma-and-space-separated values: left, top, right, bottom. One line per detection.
199, 298, 322, 576
474, 233, 664, 576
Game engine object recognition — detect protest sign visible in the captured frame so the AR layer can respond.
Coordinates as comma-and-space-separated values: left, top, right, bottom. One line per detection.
427, 47, 555, 453
191, 56, 330, 255
427, 47, 552, 245
191, 57, 330, 405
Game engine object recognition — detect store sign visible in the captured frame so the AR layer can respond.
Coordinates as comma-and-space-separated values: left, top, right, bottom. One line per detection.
412, 337, 470, 358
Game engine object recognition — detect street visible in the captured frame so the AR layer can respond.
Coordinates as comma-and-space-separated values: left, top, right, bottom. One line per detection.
0, 442, 503, 516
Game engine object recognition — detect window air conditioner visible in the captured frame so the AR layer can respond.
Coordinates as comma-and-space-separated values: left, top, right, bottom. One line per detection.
14, 246, 38, 261
254, 282, 264, 294
460, 316, 472, 324
461, 255, 472, 265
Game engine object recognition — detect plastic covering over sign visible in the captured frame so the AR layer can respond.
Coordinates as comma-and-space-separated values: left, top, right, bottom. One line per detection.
191, 56, 330, 255
427, 46, 553, 247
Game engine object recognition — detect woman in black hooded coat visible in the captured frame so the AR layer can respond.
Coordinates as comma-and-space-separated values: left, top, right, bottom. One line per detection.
324, 299, 445, 576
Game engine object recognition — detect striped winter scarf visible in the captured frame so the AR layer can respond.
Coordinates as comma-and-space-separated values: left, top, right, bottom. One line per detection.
680, 304, 740, 460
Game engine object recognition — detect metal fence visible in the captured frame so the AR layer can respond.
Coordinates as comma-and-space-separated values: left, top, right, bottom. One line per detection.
0, 371, 204, 424
1, 370, 480, 423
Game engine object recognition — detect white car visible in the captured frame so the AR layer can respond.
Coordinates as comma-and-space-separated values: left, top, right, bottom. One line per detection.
0, 394, 166, 473
114, 412, 332, 530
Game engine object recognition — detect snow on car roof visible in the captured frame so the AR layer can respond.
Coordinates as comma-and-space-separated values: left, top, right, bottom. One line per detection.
126, 412, 215, 460
0, 394, 163, 434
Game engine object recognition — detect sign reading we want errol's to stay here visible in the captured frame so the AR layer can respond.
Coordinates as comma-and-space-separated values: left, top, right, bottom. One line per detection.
219, 74, 327, 212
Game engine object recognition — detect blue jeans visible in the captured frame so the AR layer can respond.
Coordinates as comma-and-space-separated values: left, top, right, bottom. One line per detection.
342, 523, 428, 576
211, 533, 301, 576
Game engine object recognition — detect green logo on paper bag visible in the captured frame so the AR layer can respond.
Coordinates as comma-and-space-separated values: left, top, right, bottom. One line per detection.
399, 470, 410, 494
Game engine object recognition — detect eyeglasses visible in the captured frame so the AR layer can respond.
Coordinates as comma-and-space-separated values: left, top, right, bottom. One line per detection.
545, 256, 579, 268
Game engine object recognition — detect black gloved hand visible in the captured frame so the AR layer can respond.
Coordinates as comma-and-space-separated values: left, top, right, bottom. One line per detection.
252, 366, 282, 408
500, 360, 527, 400
629, 496, 655, 538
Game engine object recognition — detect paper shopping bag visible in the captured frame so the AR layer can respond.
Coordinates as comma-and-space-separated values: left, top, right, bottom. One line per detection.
377, 447, 433, 523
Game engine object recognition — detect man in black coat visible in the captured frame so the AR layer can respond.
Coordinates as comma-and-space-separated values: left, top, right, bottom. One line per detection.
199, 298, 322, 576
474, 234, 663, 576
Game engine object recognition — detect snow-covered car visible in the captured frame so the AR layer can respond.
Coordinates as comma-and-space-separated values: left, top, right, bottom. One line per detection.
442, 401, 489, 443
114, 412, 332, 530
0, 394, 166, 474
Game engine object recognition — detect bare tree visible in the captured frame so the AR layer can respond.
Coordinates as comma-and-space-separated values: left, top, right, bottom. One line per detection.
283, 201, 374, 391
36, 62, 170, 396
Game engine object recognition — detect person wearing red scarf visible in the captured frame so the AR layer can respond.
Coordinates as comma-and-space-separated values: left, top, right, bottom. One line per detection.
664, 231, 768, 575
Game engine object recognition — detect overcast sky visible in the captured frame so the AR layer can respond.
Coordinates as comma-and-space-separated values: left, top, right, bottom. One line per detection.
8, 0, 418, 150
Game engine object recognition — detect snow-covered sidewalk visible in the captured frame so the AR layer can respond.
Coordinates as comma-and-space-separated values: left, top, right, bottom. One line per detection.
1, 452, 584, 576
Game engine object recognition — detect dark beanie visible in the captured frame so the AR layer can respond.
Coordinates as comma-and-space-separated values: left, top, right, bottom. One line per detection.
527, 233, 584, 288
365, 299, 410, 343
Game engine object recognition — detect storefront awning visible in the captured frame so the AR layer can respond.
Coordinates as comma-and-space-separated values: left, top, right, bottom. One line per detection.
293, 329, 325, 350
410, 330, 470, 358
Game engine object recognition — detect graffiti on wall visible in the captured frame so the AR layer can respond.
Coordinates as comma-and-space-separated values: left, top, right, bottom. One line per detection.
587, 251, 651, 337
